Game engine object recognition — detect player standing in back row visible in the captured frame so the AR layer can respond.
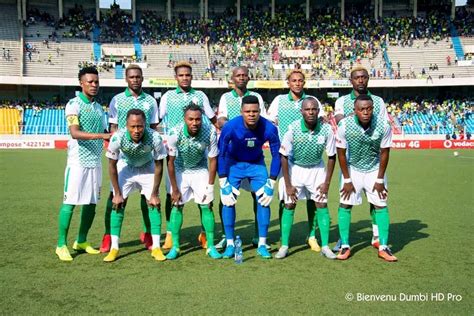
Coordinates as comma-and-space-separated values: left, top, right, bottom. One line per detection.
55, 67, 110, 261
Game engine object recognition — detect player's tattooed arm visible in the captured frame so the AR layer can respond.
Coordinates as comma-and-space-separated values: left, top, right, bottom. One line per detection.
108, 159, 124, 209
373, 147, 390, 200
337, 147, 355, 200
281, 154, 297, 203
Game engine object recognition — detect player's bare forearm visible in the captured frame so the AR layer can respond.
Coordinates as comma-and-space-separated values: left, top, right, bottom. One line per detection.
167, 156, 179, 192
208, 157, 217, 185
378, 148, 390, 179
281, 155, 291, 189
337, 147, 350, 179
325, 154, 337, 185
69, 125, 110, 140
152, 159, 163, 196
108, 159, 121, 196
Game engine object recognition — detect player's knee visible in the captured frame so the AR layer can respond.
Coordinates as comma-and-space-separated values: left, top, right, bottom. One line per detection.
315, 202, 327, 209
284, 203, 296, 210
339, 203, 352, 210
373, 205, 386, 210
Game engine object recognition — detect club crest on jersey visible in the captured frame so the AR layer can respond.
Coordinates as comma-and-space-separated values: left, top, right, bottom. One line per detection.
143, 145, 151, 152
143, 102, 150, 110
247, 140, 255, 147
317, 136, 325, 144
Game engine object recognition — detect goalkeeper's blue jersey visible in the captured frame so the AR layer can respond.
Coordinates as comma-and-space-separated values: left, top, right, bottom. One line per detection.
217, 116, 281, 178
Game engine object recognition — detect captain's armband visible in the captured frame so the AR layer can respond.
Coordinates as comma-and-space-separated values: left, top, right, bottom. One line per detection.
66, 115, 79, 127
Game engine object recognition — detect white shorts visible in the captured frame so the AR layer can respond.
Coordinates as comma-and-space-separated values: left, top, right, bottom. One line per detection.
339, 168, 388, 207
278, 163, 327, 204
113, 162, 155, 200
63, 165, 102, 205
166, 169, 209, 204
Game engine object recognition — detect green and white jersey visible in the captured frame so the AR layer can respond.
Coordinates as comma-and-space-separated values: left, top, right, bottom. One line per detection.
267, 92, 324, 140
65, 93, 107, 168
167, 122, 218, 174
336, 116, 392, 173
217, 89, 266, 120
108, 88, 158, 128
280, 118, 336, 167
159, 87, 215, 135
334, 90, 388, 121
106, 127, 167, 168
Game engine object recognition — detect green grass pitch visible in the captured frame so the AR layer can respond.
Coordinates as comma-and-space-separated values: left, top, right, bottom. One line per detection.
0, 149, 472, 314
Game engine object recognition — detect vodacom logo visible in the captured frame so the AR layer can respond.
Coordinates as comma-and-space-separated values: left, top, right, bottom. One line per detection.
443, 140, 453, 148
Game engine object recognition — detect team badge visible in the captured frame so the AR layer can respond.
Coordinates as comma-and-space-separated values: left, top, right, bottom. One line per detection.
247, 140, 255, 147
317, 136, 325, 144
143, 102, 150, 110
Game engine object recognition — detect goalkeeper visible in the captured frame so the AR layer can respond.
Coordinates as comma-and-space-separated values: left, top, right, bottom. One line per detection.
217, 95, 281, 259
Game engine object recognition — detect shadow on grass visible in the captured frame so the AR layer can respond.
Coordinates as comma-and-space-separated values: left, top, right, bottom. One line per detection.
348, 219, 429, 255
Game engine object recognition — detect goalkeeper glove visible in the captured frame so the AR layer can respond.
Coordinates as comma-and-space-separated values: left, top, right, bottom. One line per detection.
256, 179, 276, 207
219, 177, 240, 206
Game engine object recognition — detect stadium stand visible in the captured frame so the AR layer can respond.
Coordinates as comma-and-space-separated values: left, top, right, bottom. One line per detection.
0, 3, 21, 76
0, 0, 472, 138
6, 3, 471, 81
0, 107, 21, 134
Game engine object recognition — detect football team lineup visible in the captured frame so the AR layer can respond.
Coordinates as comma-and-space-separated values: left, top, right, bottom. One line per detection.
55, 63, 398, 263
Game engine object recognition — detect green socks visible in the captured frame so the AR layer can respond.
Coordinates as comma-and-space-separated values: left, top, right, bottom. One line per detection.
200, 204, 215, 248
170, 206, 183, 249
370, 207, 377, 226
316, 207, 330, 247
77, 204, 96, 243
307, 200, 317, 237
338, 207, 352, 246
57, 204, 75, 247
148, 206, 162, 235
140, 195, 151, 234
110, 208, 125, 237
375, 207, 390, 246
281, 208, 295, 247
104, 196, 113, 234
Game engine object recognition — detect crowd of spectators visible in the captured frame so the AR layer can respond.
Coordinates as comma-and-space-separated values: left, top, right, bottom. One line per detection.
386, 97, 473, 136
17, 3, 474, 81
